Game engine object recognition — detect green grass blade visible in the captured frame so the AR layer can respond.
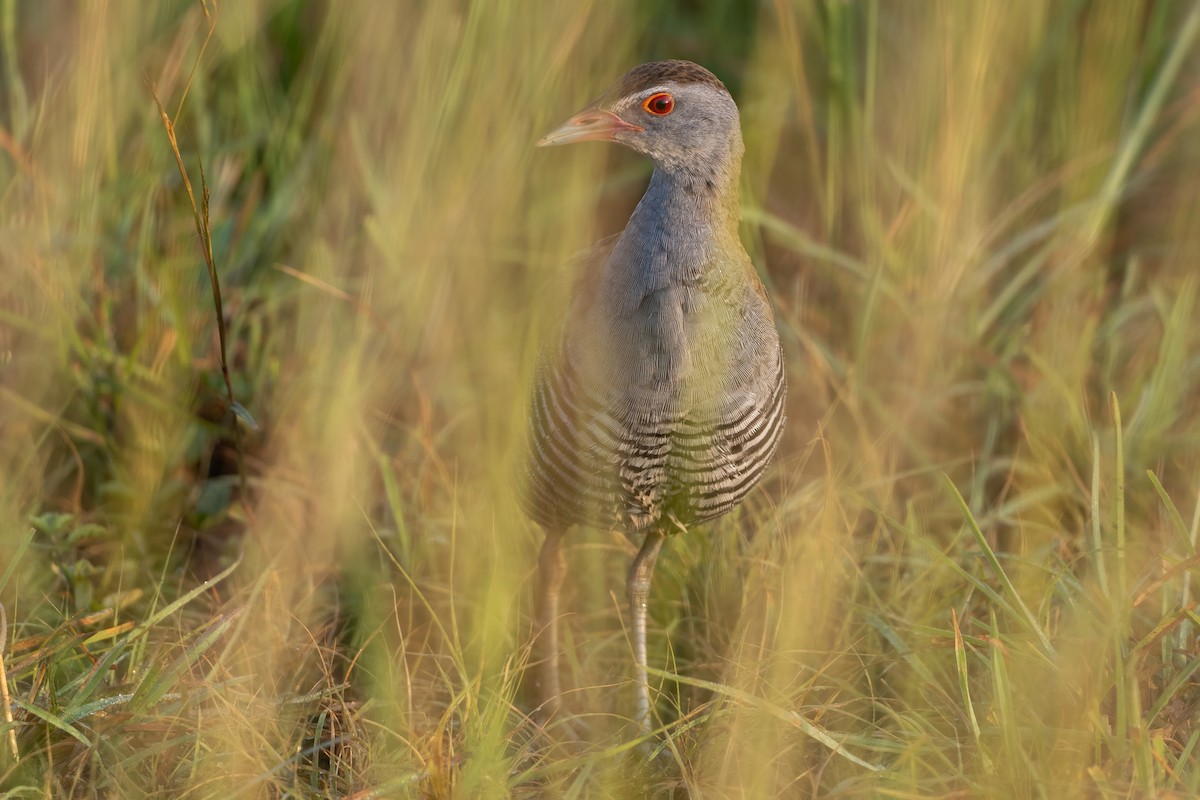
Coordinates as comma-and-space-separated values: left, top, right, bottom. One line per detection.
944, 474, 1057, 657
951, 609, 982, 744
10, 698, 90, 746
129, 610, 241, 714
647, 667, 886, 772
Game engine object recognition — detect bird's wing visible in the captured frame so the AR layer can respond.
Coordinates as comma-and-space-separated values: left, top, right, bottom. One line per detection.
544, 231, 619, 354
530, 231, 621, 383
565, 232, 621, 314
523, 233, 625, 530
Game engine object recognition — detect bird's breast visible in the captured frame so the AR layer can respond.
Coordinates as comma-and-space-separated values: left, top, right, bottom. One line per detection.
593, 267, 749, 398
525, 230, 784, 533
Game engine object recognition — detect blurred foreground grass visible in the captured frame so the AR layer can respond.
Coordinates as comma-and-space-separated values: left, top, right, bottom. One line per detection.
2, 0, 1200, 796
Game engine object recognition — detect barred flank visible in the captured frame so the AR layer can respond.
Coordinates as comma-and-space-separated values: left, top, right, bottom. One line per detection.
523, 344, 786, 533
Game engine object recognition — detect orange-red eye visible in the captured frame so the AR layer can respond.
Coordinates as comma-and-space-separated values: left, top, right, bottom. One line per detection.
642, 92, 674, 116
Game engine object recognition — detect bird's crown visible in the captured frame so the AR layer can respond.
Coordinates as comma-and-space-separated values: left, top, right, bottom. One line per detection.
604, 60, 729, 103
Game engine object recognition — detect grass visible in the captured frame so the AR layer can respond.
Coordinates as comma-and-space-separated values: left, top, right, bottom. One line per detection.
2, 0, 1200, 796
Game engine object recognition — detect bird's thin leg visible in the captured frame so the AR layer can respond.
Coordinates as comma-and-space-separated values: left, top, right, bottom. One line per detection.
627, 529, 666, 734
535, 527, 568, 720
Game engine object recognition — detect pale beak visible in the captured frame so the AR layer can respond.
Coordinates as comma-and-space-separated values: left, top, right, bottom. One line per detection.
536, 107, 644, 147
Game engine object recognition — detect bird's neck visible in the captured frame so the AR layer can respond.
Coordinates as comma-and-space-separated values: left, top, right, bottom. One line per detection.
605, 152, 743, 286
640, 159, 742, 232
647, 124, 744, 227
588, 124, 748, 318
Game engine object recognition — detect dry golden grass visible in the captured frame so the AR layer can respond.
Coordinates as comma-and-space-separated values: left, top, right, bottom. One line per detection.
1, 1, 1199, 796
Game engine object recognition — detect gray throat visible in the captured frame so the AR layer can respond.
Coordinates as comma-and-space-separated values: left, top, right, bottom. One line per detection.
601, 148, 744, 316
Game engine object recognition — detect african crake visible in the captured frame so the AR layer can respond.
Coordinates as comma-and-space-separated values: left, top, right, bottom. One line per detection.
525, 60, 786, 735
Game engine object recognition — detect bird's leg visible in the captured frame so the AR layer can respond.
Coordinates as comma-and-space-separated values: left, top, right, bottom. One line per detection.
627, 529, 666, 734
535, 528, 568, 721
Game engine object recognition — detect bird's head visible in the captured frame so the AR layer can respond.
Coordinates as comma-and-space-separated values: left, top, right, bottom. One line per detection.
537, 60, 742, 177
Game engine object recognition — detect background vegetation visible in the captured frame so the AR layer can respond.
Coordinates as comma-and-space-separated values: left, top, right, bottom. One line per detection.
2, 0, 1199, 796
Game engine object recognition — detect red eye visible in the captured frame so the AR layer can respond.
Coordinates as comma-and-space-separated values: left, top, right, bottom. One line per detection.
642, 92, 674, 116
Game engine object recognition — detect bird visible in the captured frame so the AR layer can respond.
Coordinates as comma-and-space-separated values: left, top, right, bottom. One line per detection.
525, 60, 786, 736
